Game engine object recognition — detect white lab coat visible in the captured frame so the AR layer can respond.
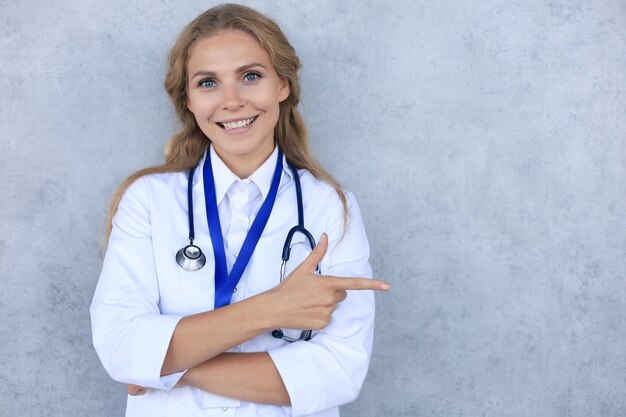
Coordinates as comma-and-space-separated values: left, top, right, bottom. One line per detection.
90, 146, 375, 417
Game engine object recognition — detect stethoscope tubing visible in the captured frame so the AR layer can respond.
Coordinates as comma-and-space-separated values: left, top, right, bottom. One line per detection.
176, 154, 317, 342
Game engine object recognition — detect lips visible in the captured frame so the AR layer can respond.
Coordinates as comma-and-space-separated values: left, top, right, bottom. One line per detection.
216, 115, 258, 131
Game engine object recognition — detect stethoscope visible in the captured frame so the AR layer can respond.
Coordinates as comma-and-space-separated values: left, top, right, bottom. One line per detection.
176, 158, 318, 342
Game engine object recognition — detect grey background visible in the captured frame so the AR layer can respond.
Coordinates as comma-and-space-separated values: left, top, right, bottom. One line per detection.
1, 0, 624, 416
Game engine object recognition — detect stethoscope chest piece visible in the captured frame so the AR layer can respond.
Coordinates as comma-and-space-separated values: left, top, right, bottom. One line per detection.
176, 243, 206, 271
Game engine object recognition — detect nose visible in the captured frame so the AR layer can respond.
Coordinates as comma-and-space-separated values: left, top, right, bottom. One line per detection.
221, 83, 245, 111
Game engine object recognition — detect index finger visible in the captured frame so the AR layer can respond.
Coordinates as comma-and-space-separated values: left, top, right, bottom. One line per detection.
326, 277, 390, 291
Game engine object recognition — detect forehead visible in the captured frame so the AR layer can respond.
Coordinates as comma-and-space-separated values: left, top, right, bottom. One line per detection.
187, 30, 273, 73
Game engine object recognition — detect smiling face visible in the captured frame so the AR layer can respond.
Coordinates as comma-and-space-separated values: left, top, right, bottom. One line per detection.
186, 30, 290, 178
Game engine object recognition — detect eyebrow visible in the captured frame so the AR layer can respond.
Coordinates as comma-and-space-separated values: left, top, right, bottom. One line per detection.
191, 63, 267, 79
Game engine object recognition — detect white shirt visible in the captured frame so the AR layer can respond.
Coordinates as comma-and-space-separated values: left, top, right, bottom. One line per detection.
90, 146, 375, 417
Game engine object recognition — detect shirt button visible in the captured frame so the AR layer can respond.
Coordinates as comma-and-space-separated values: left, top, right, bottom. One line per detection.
233, 345, 240, 352
233, 287, 238, 293
222, 407, 229, 411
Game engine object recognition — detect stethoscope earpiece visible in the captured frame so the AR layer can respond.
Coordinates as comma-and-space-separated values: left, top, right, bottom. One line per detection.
176, 243, 206, 271
271, 328, 312, 342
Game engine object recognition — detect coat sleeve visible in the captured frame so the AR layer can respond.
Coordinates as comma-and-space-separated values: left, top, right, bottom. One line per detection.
90, 177, 185, 389
268, 191, 375, 417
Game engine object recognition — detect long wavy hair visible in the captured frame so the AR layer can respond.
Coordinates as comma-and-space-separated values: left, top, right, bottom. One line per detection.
104, 3, 347, 243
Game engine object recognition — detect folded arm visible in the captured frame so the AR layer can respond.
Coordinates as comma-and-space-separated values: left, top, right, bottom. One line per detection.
180, 352, 290, 405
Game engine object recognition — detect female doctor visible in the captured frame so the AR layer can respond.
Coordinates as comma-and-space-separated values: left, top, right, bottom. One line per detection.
90, 4, 389, 417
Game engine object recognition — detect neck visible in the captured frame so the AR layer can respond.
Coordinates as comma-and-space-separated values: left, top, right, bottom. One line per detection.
213, 143, 275, 179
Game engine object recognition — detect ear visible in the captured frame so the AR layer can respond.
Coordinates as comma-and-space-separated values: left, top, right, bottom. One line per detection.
277, 77, 290, 103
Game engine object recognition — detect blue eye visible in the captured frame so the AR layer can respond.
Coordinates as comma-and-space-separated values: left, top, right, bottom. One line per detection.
243, 72, 260, 82
199, 79, 216, 88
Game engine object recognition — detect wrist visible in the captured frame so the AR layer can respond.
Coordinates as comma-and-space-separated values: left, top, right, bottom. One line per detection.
249, 289, 282, 332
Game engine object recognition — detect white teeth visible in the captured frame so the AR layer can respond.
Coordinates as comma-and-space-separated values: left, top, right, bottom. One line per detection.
222, 117, 255, 130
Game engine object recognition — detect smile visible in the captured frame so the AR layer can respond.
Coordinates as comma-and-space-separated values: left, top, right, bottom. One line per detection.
216, 116, 259, 131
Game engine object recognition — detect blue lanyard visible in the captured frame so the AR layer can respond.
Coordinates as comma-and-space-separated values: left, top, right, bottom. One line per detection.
203, 149, 284, 309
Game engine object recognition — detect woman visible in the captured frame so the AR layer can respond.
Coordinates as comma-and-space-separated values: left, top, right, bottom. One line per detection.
90, 4, 389, 417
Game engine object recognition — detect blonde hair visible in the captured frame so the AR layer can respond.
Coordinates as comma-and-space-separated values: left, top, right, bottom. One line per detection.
104, 3, 348, 245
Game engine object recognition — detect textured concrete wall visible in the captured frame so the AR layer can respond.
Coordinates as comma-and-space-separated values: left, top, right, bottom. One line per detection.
1, 1, 624, 416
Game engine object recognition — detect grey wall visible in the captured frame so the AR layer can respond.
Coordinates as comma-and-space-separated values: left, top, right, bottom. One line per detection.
1, 0, 624, 416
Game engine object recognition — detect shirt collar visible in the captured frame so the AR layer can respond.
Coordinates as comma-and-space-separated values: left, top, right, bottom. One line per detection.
201, 145, 290, 205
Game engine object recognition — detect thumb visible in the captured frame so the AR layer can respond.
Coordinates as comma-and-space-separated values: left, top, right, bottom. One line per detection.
298, 233, 328, 272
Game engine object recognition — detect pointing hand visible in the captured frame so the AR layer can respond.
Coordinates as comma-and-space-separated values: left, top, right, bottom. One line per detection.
267, 233, 389, 331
